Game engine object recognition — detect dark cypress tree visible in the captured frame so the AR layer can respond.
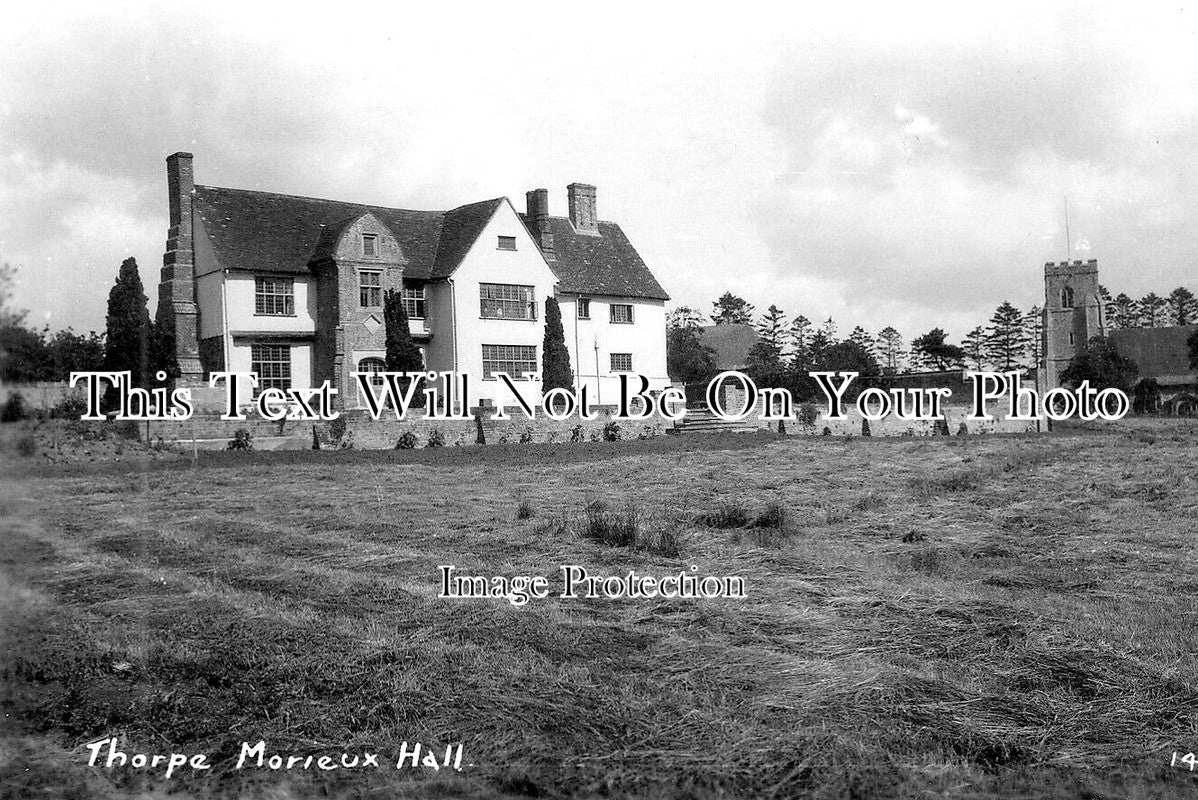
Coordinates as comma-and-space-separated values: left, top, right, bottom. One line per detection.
383, 288, 426, 407
541, 297, 574, 392
103, 257, 152, 388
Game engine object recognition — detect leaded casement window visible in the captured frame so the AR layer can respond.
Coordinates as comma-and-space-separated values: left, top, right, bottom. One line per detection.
610, 352, 633, 373
360, 270, 382, 308
481, 344, 537, 379
480, 283, 536, 320
254, 276, 294, 316
358, 356, 386, 388
609, 303, 634, 324
251, 344, 291, 392
402, 286, 426, 319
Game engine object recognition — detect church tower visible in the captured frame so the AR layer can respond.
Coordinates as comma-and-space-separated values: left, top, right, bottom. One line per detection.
1043, 258, 1103, 389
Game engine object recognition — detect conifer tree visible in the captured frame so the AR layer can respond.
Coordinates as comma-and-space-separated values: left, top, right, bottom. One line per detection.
963, 326, 987, 371
876, 326, 903, 373
911, 328, 965, 371
383, 288, 425, 407
710, 292, 755, 325
756, 305, 788, 352
541, 297, 574, 392
1168, 287, 1195, 326
789, 315, 812, 366
847, 326, 876, 360
1112, 293, 1137, 329
984, 301, 1029, 371
103, 257, 152, 388
1139, 293, 1167, 327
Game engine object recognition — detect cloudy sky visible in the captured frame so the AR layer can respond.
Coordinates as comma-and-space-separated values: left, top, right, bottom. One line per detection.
2, 3, 1195, 342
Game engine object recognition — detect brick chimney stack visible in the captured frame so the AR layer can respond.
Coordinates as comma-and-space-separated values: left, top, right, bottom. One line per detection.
525, 188, 555, 259
159, 152, 203, 382
567, 183, 598, 234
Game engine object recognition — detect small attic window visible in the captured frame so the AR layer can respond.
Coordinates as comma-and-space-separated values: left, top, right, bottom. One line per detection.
362, 234, 378, 258
497, 236, 517, 251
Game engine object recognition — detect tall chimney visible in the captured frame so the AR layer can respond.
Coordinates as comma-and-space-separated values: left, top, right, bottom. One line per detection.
159, 152, 203, 382
567, 183, 598, 234
525, 188, 554, 259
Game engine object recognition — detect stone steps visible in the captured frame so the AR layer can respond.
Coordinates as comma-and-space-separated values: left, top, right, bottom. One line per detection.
677, 409, 771, 435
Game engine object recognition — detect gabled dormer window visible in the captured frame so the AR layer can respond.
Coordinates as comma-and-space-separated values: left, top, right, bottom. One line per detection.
497, 236, 517, 251
362, 234, 378, 258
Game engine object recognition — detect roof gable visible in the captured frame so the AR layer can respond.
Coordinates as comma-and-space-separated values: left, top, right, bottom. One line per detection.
430, 198, 504, 278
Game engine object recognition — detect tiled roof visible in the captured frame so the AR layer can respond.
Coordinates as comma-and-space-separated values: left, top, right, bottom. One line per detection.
1109, 325, 1197, 381
193, 185, 490, 281
192, 186, 669, 300
695, 324, 759, 370
431, 199, 504, 278
521, 215, 670, 300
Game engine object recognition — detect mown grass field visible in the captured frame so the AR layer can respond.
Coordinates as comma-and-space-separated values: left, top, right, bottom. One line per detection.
2, 422, 1198, 799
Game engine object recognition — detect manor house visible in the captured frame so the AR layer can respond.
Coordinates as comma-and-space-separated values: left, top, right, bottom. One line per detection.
157, 153, 670, 406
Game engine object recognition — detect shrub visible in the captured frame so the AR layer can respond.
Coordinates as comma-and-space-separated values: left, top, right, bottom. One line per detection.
395, 431, 417, 450
519, 427, 534, 444
328, 416, 347, 444
50, 394, 88, 420
311, 425, 321, 450
861, 418, 871, 437
700, 502, 750, 529
957, 422, 969, 436
426, 429, 445, 448
580, 501, 637, 547
753, 500, 787, 529
515, 497, 535, 520
570, 424, 584, 443
226, 428, 253, 450
339, 431, 355, 450
16, 432, 37, 457
602, 420, 621, 442
821, 426, 832, 436
1, 392, 30, 423
797, 403, 818, 427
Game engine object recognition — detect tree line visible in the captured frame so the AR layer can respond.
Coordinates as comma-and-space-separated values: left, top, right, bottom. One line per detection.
669, 287, 1198, 399
0, 257, 177, 387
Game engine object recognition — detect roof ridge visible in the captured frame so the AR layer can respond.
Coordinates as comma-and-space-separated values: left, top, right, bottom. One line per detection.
194, 184, 443, 216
